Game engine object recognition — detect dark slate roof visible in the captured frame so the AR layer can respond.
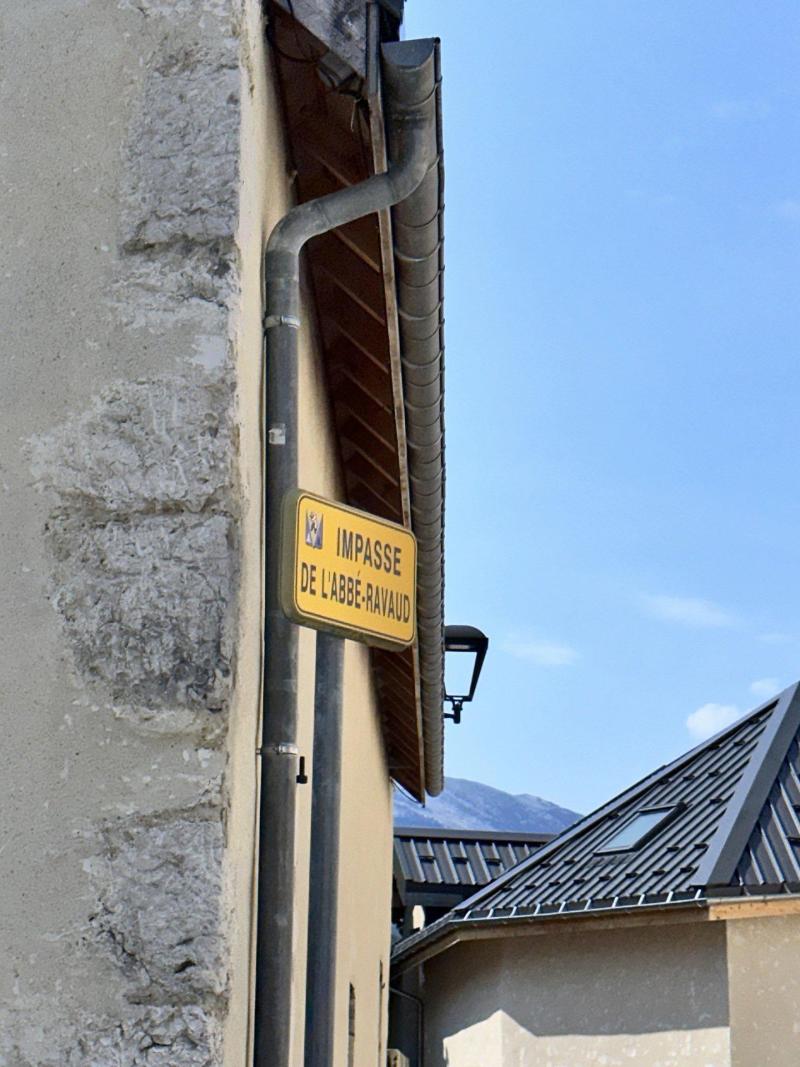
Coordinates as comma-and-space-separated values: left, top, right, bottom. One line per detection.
393, 828, 552, 906
394, 683, 800, 965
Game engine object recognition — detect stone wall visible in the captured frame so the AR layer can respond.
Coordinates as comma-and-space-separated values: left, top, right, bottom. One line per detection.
0, 0, 249, 1061
0, 1, 397, 1062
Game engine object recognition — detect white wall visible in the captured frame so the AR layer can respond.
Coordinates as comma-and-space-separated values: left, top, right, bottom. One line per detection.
727, 914, 800, 1067
422, 920, 731, 1067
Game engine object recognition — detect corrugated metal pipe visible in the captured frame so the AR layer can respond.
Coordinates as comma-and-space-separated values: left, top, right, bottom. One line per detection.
254, 37, 440, 1067
385, 39, 446, 796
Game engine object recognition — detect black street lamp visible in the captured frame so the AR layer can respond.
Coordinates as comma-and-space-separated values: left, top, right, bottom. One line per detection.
443, 624, 488, 724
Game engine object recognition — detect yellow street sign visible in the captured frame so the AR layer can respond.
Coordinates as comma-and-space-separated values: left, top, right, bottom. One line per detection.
280, 490, 417, 650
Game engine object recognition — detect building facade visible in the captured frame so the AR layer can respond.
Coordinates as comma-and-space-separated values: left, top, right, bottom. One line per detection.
0, 1, 445, 1063
394, 684, 800, 1067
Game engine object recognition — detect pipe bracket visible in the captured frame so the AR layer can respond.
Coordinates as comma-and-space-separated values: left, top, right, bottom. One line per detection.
258, 742, 300, 757
264, 314, 301, 330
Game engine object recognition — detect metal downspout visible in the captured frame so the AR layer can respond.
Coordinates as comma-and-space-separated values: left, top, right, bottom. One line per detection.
254, 38, 439, 1067
390, 985, 424, 1067
303, 631, 344, 1066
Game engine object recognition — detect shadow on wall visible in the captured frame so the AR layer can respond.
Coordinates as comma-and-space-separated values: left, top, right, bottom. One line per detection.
423, 920, 730, 1066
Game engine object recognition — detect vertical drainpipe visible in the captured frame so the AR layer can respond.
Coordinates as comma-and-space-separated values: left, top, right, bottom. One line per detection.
253, 38, 439, 1067
303, 630, 345, 1066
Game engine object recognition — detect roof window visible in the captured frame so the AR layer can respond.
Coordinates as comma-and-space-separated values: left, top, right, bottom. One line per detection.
596, 805, 683, 854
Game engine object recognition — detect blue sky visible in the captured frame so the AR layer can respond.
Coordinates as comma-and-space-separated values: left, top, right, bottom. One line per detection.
405, 2, 800, 812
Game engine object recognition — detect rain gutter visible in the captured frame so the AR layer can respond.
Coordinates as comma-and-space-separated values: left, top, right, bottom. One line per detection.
387, 38, 446, 796
391, 898, 708, 975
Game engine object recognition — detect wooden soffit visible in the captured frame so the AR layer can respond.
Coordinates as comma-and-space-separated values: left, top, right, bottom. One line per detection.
269, 3, 425, 798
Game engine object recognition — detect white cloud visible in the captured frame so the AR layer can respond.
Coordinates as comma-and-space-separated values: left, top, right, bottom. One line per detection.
642, 595, 736, 629
775, 199, 800, 222
686, 703, 741, 741
502, 638, 578, 667
750, 678, 780, 700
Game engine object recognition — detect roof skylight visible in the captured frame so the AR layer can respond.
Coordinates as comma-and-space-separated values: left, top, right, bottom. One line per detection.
596, 805, 682, 854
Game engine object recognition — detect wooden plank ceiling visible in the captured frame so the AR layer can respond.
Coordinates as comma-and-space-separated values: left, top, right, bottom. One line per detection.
270, 4, 425, 798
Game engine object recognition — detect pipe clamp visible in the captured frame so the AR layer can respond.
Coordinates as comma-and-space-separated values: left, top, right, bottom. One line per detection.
264, 314, 301, 330
275, 742, 299, 756
258, 742, 299, 757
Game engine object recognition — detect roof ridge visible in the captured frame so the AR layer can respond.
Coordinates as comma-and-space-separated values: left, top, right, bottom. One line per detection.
695, 682, 800, 888
394, 826, 553, 842
452, 694, 781, 915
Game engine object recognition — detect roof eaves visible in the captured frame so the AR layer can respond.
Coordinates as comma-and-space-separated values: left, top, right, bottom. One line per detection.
270, 5, 430, 799
458, 888, 706, 920
391, 910, 456, 970
392, 892, 708, 970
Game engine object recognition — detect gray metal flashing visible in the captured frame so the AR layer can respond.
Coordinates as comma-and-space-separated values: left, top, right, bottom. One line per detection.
392, 894, 706, 970
395, 827, 553, 845
695, 683, 800, 887
733, 720, 800, 890
461, 888, 706, 921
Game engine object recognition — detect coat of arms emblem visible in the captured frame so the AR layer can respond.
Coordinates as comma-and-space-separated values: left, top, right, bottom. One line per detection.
304, 510, 323, 549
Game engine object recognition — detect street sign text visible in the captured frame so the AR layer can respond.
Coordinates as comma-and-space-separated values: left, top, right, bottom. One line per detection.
281, 491, 417, 649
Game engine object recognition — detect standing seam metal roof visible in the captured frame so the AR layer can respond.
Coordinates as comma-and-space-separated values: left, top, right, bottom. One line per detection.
394, 829, 551, 896
732, 726, 800, 892
393, 683, 800, 965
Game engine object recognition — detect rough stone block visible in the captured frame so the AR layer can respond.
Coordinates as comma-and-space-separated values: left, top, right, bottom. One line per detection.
30, 373, 236, 714
122, 47, 239, 251
0, 1003, 220, 1067
89, 813, 226, 1001
110, 242, 236, 328
119, 0, 239, 23
72, 1005, 220, 1066
48, 513, 233, 710
30, 374, 233, 517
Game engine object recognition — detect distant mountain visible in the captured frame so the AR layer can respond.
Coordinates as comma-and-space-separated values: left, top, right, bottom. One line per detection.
394, 776, 580, 834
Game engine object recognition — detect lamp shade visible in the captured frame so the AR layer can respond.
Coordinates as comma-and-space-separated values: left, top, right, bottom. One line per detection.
443, 625, 488, 704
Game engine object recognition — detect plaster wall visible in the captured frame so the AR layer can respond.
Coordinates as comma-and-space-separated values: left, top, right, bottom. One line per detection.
422, 921, 731, 1067
292, 175, 394, 1067
0, 1, 394, 1064
726, 914, 800, 1067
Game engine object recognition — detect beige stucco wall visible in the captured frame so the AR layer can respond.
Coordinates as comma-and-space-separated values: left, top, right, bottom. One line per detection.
1, 1, 243, 1060
421, 920, 731, 1067
0, 0, 393, 1063
726, 914, 800, 1067
293, 150, 394, 1067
